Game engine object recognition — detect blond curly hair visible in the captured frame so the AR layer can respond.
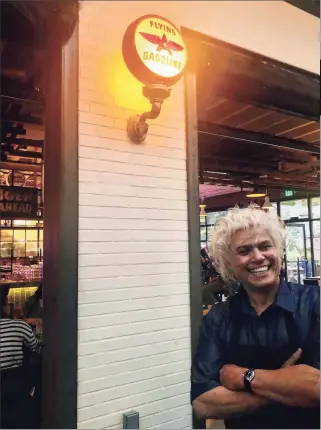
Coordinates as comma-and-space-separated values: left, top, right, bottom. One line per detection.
208, 205, 287, 284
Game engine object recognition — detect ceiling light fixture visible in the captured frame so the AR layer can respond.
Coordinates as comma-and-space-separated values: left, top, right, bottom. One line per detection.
199, 204, 207, 218
246, 187, 266, 198
262, 195, 274, 211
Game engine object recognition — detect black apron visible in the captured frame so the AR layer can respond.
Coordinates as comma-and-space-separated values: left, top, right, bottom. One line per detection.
223, 307, 320, 429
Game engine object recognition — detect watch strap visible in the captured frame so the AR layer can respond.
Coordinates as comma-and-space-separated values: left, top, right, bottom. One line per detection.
243, 369, 254, 393
243, 376, 252, 392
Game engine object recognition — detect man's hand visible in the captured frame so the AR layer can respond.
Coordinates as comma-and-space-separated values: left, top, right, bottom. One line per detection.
220, 364, 246, 391
220, 348, 302, 392
281, 348, 302, 368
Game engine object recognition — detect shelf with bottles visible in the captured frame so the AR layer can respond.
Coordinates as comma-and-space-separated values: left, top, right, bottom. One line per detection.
0, 218, 43, 281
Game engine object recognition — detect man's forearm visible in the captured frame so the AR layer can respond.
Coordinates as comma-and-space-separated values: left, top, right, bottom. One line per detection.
193, 386, 268, 420
251, 364, 320, 407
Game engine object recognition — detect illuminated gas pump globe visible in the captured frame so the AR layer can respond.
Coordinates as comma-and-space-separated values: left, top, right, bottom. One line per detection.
122, 15, 187, 143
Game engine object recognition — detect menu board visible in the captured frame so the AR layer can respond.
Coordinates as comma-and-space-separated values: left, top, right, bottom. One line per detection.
0, 186, 39, 219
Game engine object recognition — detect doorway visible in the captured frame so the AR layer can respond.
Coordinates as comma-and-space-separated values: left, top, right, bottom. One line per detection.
1, 2, 79, 428
182, 26, 320, 429
285, 222, 311, 283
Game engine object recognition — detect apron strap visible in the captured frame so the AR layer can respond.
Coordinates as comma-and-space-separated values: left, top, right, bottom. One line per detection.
284, 311, 300, 349
226, 298, 244, 351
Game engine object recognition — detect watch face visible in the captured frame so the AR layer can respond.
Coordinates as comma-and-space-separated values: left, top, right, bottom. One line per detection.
244, 369, 255, 382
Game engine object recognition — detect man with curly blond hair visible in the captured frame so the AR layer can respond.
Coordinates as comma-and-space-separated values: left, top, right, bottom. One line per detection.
191, 206, 320, 429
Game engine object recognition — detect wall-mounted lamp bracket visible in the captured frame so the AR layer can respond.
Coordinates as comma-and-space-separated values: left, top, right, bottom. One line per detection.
127, 84, 171, 144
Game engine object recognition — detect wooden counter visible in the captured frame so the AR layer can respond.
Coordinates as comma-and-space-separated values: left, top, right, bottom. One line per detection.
0, 279, 42, 289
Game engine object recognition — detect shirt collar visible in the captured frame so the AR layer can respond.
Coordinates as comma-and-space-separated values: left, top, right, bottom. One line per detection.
237, 279, 295, 316
275, 279, 295, 313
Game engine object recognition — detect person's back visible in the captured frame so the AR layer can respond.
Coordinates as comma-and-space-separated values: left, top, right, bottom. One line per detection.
0, 287, 42, 429
0, 317, 41, 369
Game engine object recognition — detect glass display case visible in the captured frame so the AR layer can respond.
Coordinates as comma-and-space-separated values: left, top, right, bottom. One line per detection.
0, 169, 43, 285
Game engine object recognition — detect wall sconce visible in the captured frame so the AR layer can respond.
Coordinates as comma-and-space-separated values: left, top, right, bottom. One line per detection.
122, 15, 187, 144
127, 84, 171, 144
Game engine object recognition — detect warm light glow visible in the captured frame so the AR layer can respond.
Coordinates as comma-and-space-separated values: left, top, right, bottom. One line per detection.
200, 204, 207, 218
246, 192, 266, 198
134, 17, 187, 79
100, 52, 150, 112
13, 220, 26, 227
8, 287, 38, 303
246, 187, 266, 198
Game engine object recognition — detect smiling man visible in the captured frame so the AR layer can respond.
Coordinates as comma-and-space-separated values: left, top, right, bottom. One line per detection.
191, 205, 320, 429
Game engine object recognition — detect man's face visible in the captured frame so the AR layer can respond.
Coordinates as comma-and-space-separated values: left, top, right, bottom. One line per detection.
229, 227, 281, 290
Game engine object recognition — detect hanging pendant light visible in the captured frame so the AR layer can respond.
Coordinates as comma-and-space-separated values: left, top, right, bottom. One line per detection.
199, 204, 207, 219
262, 195, 274, 211
246, 186, 266, 198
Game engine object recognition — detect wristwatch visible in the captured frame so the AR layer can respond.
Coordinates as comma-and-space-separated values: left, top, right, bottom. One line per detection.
243, 369, 255, 392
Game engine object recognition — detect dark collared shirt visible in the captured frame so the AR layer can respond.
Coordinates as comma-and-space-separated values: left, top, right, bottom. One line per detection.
191, 281, 320, 402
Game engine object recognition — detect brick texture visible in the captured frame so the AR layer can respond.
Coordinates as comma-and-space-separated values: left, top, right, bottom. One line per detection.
78, 3, 191, 429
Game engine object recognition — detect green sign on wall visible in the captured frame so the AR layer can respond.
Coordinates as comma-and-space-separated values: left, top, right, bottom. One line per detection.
284, 189, 294, 197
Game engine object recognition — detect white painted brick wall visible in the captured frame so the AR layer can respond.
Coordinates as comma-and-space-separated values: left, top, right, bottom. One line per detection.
78, 3, 191, 429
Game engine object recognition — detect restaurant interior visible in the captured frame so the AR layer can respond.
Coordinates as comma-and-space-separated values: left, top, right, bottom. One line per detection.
1, 1, 47, 427
194, 32, 320, 291
1, 1, 46, 307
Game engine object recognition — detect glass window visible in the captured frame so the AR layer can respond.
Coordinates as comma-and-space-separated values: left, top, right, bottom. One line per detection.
14, 230, 26, 242
1, 220, 12, 227
1, 229, 13, 242
311, 197, 320, 220
26, 242, 38, 257
26, 220, 38, 227
200, 227, 206, 242
26, 230, 38, 241
14, 242, 26, 258
285, 222, 312, 282
0, 242, 13, 258
39, 230, 43, 242
13, 220, 26, 227
207, 225, 215, 242
280, 199, 309, 221
207, 210, 228, 225
200, 216, 206, 226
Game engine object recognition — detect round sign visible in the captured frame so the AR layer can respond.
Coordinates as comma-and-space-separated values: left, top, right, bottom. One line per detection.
7, 171, 26, 187
122, 15, 187, 86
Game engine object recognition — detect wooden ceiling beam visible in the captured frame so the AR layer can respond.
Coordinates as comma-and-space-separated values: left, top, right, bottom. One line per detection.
203, 174, 319, 192
198, 121, 320, 155
197, 45, 320, 121
0, 161, 42, 172
203, 164, 318, 183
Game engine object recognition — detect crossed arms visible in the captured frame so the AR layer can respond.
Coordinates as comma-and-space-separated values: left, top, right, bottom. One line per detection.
194, 359, 320, 420
191, 308, 320, 420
